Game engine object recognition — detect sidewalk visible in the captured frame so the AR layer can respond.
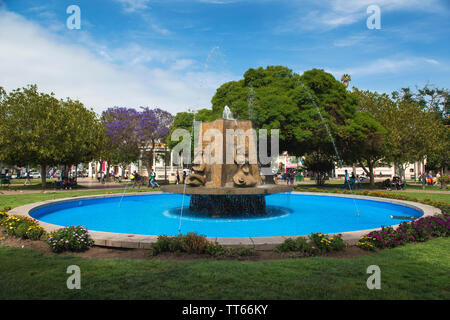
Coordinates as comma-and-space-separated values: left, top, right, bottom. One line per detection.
76, 177, 131, 190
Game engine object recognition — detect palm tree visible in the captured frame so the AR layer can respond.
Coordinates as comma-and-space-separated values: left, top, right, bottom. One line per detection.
341, 74, 351, 88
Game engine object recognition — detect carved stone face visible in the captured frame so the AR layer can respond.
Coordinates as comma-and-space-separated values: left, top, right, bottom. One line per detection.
186, 118, 261, 188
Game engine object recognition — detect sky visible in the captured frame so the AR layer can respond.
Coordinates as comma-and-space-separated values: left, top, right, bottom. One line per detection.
0, 0, 449, 115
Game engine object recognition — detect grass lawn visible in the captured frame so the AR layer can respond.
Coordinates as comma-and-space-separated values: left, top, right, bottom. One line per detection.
0, 187, 448, 300
393, 192, 450, 203
0, 238, 449, 299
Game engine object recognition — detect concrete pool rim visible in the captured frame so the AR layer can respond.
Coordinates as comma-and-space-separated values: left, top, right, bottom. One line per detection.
8, 191, 442, 250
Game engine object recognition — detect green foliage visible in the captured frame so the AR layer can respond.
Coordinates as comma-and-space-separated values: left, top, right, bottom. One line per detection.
302, 151, 336, 185
438, 175, 450, 184
180, 232, 209, 253
166, 111, 194, 151
47, 226, 94, 253
352, 87, 449, 184
151, 232, 255, 257
357, 212, 449, 251
0, 214, 46, 240
0, 85, 104, 188
168, 66, 359, 156
275, 233, 347, 255
0, 210, 8, 223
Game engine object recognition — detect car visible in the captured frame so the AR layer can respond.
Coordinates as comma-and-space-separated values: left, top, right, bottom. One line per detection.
29, 171, 41, 179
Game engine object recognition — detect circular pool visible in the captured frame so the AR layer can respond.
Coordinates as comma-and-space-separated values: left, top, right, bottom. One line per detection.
29, 193, 423, 237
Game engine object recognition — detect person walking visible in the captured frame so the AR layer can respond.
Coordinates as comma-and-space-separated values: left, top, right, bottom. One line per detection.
24, 171, 31, 185
149, 169, 160, 189
342, 170, 349, 189
176, 170, 180, 184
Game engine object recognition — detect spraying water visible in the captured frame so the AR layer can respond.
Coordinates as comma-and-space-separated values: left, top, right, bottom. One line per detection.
178, 110, 198, 234
298, 80, 360, 217
223, 105, 234, 120
118, 180, 129, 208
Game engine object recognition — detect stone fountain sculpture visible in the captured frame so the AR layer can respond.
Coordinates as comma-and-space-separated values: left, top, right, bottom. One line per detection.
161, 110, 292, 216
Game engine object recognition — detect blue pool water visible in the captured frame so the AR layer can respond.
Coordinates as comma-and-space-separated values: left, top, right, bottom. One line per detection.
30, 193, 422, 237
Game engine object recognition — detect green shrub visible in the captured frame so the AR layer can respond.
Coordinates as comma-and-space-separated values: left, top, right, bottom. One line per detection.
308, 232, 347, 253
275, 233, 347, 255
357, 212, 449, 251
0, 215, 46, 240
438, 175, 450, 185
0, 211, 9, 223
180, 232, 209, 254
233, 246, 255, 257
151, 233, 255, 257
274, 238, 298, 252
47, 226, 94, 253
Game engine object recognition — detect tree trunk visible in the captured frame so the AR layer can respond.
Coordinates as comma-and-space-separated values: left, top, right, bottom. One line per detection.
369, 163, 375, 188
40, 164, 47, 190
359, 161, 375, 188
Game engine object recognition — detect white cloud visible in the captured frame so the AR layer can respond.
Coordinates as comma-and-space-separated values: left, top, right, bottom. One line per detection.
326, 56, 442, 77
0, 9, 235, 115
278, 0, 445, 32
114, 0, 151, 12
333, 33, 369, 47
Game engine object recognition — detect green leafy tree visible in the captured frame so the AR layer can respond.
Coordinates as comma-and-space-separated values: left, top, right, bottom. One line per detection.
338, 110, 387, 187
0, 85, 103, 188
303, 151, 336, 185
210, 66, 358, 156
354, 87, 447, 182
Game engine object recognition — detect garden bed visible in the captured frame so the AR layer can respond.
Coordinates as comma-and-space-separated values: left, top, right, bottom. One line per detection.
0, 229, 372, 261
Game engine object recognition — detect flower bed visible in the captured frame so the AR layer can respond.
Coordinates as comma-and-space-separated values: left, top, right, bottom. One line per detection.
151, 232, 255, 257
357, 212, 449, 251
274, 233, 347, 256
0, 210, 46, 241
47, 226, 94, 253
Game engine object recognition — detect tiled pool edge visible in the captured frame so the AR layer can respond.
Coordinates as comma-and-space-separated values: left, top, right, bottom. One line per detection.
9, 191, 442, 250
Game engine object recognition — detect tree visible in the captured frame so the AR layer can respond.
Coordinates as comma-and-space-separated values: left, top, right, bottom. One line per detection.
303, 151, 336, 185
102, 107, 173, 177
138, 107, 173, 174
411, 86, 450, 173
352, 87, 445, 183
166, 111, 195, 161
101, 107, 142, 177
338, 110, 387, 187
0, 85, 102, 188
59, 98, 104, 169
209, 66, 358, 157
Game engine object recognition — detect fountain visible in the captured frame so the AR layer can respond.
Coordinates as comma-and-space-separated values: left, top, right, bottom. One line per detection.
161, 114, 292, 216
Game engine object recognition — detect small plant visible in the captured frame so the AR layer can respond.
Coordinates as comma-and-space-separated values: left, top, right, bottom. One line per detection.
0, 215, 46, 240
275, 233, 347, 255
438, 175, 450, 188
356, 236, 377, 251
0, 211, 8, 222
180, 232, 209, 254
47, 226, 94, 253
357, 212, 449, 251
151, 233, 255, 257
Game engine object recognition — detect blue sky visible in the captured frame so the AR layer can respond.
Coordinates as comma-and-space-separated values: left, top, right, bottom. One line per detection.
0, 0, 449, 114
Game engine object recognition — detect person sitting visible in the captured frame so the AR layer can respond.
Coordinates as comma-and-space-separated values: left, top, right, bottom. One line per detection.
382, 178, 392, 190
392, 176, 405, 190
